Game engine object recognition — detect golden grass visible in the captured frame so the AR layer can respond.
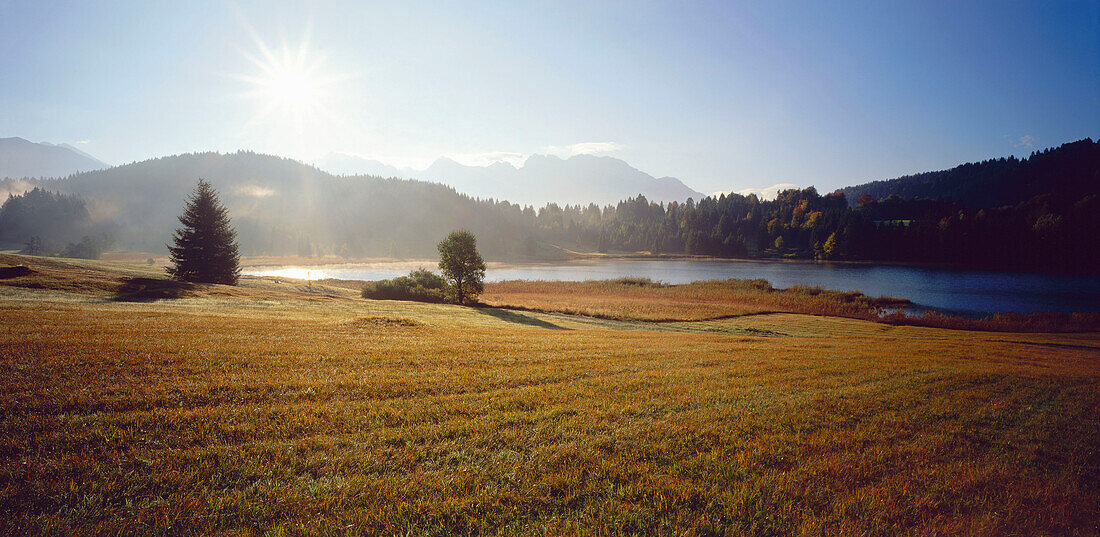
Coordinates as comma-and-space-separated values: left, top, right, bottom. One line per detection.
1, 255, 1098, 535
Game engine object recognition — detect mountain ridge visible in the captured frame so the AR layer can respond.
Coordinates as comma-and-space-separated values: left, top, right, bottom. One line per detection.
0, 137, 109, 179
316, 151, 706, 206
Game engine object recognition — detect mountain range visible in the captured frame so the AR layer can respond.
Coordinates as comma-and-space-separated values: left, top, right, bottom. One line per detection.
0, 137, 109, 179
0, 138, 708, 207
315, 152, 706, 206
7, 134, 1098, 213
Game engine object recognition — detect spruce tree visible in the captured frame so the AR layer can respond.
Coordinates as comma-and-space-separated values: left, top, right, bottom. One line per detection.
167, 179, 241, 284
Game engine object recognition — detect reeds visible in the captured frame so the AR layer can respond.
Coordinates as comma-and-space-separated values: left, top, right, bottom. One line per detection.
484, 279, 1100, 332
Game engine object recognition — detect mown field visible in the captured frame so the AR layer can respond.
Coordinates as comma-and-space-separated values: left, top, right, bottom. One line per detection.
0, 254, 1098, 535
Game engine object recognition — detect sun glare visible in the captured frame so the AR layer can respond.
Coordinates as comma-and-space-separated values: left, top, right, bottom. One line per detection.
246, 47, 327, 115
234, 23, 351, 136
268, 64, 315, 110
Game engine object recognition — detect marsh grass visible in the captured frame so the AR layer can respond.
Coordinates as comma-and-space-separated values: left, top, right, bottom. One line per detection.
484, 279, 1100, 332
879, 309, 1100, 332
0, 254, 1098, 535
483, 279, 910, 322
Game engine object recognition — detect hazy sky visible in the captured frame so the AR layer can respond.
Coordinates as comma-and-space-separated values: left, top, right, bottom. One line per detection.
1, 1, 1096, 194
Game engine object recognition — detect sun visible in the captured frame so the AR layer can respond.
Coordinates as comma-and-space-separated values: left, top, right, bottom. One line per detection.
267, 63, 316, 110
233, 25, 351, 135
243, 47, 325, 115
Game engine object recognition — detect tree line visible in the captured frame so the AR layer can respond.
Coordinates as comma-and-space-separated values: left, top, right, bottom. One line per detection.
0, 187, 115, 258
3, 178, 1096, 274
539, 185, 1097, 273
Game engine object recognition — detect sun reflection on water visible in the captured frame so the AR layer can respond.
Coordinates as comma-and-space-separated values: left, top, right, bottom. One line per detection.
247, 267, 330, 280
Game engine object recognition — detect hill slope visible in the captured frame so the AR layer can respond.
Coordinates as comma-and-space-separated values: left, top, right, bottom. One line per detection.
8, 150, 703, 258
9, 151, 536, 257
840, 139, 1099, 209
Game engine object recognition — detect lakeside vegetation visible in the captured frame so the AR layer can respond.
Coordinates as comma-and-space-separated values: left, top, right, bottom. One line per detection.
482, 279, 1100, 333
1, 253, 1098, 534
362, 230, 486, 305
482, 278, 907, 322
361, 269, 447, 303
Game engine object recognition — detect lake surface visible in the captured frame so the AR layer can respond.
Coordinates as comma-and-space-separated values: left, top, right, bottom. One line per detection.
243, 259, 1100, 316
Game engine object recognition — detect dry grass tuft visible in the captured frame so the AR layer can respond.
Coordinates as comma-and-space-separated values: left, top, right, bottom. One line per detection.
337, 315, 425, 328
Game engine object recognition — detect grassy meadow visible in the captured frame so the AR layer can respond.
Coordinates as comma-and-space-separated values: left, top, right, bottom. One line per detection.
0, 253, 1098, 535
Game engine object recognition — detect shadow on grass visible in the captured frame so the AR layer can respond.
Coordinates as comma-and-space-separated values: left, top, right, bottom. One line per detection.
0, 265, 33, 279
476, 307, 569, 330
113, 277, 196, 302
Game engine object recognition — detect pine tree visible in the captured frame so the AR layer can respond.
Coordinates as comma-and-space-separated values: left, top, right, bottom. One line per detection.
167, 180, 241, 284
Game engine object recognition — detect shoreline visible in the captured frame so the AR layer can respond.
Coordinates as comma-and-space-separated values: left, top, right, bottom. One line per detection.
61, 248, 1096, 278
237, 252, 1079, 278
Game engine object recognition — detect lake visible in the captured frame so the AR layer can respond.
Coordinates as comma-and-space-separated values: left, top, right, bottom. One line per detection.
243, 259, 1100, 316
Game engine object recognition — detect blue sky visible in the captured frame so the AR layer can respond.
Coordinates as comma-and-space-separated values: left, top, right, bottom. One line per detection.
0, 0, 1096, 194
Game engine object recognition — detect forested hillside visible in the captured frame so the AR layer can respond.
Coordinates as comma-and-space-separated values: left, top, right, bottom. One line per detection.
841, 139, 1099, 209
1, 142, 1097, 273
554, 186, 1098, 273
0, 151, 538, 258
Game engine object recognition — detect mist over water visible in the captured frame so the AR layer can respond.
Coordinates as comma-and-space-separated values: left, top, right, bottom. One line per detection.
244, 259, 1100, 316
